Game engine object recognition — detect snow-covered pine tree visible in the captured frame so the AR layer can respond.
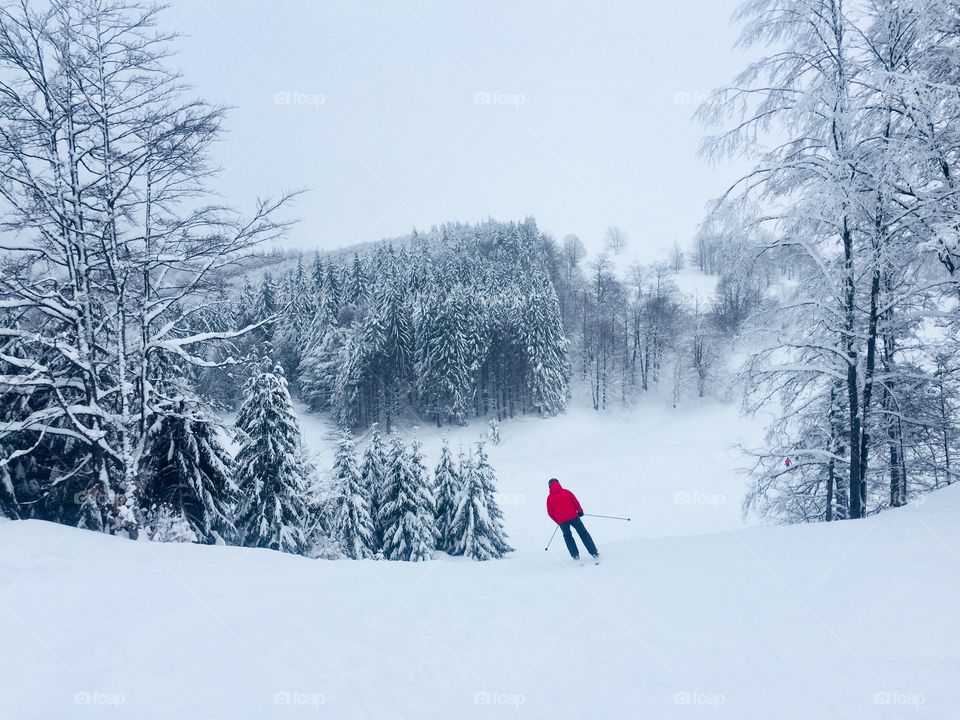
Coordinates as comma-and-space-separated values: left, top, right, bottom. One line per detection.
488, 419, 502, 445
256, 272, 278, 346
416, 287, 471, 425
448, 446, 512, 560
409, 438, 435, 515
235, 278, 259, 333
360, 425, 389, 553
311, 253, 326, 295
300, 322, 349, 412
433, 440, 460, 551
331, 436, 376, 559
376, 277, 415, 428
335, 275, 416, 430
471, 442, 512, 555
274, 264, 312, 378
378, 438, 436, 561
324, 264, 343, 319
147, 506, 200, 543
76, 484, 105, 533
259, 272, 278, 320
141, 402, 237, 544
347, 253, 368, 306
0, 462, 18, 519
519, 275, 571, 416
234, 361, 310, 554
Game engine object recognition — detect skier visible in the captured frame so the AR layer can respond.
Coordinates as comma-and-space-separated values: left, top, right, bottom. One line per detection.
546, 478, 599, 562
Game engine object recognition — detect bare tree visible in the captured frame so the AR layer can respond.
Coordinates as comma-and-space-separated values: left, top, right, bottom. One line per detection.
703, 0, 959, 522
669, 241, 685, 273
560, 234, 585, 274
0, 0, 296, 521
604, 226, 627, 256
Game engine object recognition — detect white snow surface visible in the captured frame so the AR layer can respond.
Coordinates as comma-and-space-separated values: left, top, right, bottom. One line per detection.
297, 394, 761, 543
2, 400, 958, 719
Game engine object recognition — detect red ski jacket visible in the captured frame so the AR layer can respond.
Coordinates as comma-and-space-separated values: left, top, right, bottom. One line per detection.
546, 480, 583, 525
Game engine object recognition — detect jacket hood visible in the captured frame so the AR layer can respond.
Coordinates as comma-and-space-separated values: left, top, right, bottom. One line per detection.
548, 480, 564, 493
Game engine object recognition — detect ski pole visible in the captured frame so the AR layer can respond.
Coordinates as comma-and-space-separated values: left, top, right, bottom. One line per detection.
544, 526, 559, 551
583, 513, 631, 521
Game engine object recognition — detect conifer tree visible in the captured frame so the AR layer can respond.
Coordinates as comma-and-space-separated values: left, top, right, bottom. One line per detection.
433, 440, 460, 551
379, 438, 436, 561
148, 506, 200, 543
0, 463, 18, 520
256, 272, 279, 345
360, 425, 389, 551
259, 272, 278, 319
325, 264, 343, 318
520, 277, 571, 415
409, 438, 434, 507
76, 485, 105, 533
331, 436, 376, 559
275, 264, 312, 377
417, 287, 471, 425
449, 444, 512, 560
348, 253, 368, 305
141, 403, 237, 544
310, 253, 325, 290
234, 361, 309, 554
235, 278, 258, 331
300, 323, 349, 412
377, 278, 415, 427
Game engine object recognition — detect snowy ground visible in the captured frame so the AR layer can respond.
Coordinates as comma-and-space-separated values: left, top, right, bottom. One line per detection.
2, 400, 958, 719
297, 392, 764, 547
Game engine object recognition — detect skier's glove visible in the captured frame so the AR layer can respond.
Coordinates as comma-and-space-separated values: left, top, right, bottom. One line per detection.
578, 510, 584, 517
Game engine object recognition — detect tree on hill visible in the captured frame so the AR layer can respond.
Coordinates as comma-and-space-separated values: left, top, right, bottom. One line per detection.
417, 288, 472, 425
379, 438, 436, 561
605, 226, 628, 255
448, 445, 512, 560
141, 402, 237, 544
360, 425, 389, 553
433, 440, 460, 551
234, 361, 310, 554
331, 436, 376, 559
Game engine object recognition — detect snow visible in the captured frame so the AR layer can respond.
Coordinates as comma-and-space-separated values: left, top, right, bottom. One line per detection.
674, 267, 719, 303
3, 399, 957, 718
299, 394, 763, 543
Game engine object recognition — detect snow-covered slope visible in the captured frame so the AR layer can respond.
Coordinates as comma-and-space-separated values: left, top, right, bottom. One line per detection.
2, 439, 957, 718
297, 396, 764, 544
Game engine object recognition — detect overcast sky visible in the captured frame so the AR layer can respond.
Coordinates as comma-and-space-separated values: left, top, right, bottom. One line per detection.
167, 0, 749, 262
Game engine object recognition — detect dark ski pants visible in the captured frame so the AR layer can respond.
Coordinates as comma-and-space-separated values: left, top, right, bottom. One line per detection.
560, 517, 597, 558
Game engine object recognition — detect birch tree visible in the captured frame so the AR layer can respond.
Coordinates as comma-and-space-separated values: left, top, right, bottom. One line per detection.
0, 0, 295, 524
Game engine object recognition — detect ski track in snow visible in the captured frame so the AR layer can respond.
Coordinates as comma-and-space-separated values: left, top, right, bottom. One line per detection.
2, 401, 958, 719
